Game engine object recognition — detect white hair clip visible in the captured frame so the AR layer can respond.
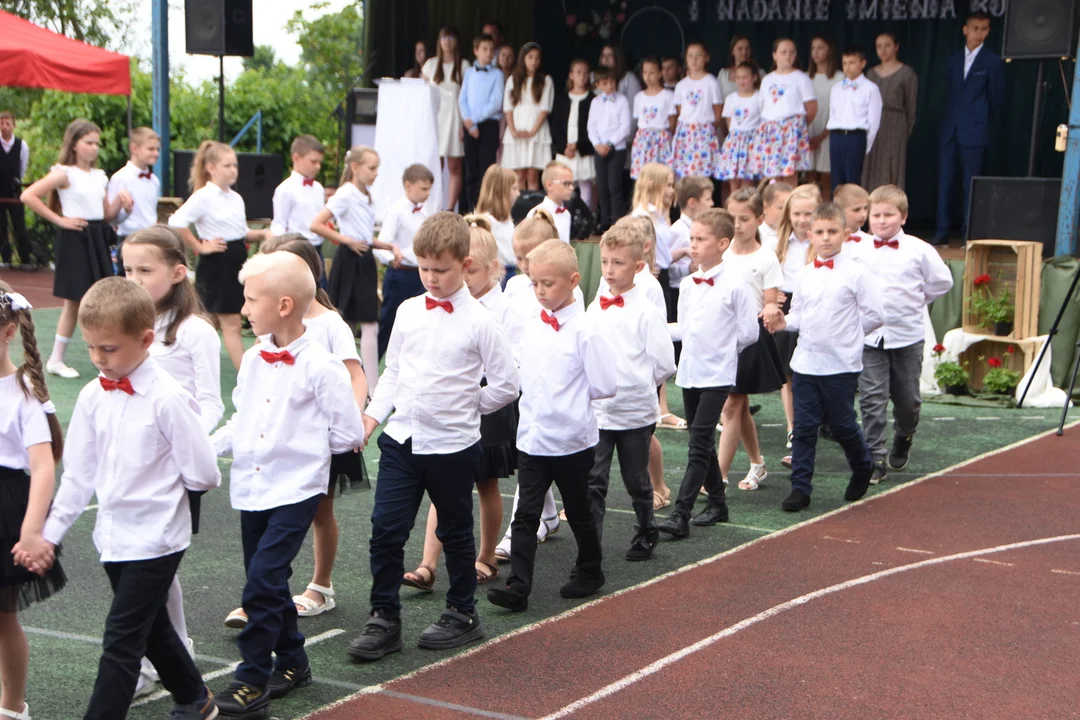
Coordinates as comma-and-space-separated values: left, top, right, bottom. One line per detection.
41, 401, 57, 415
2, 292, 32, 312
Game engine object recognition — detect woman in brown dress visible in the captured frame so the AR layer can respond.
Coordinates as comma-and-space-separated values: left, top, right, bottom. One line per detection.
862, 31, 918, 191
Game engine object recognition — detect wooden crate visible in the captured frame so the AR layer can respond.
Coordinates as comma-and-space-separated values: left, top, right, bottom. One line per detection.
962, 239, 1042, 340
959, 336, 1038, 393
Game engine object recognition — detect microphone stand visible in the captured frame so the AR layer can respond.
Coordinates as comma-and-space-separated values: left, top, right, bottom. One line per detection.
330, 52, 379, 182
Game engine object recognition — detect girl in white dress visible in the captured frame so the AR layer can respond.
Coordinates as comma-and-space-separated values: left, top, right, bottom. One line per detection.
422, 27, 470, 211
807, 36, 843, 200
754, 39, 818, 180
502, 42, 555, 190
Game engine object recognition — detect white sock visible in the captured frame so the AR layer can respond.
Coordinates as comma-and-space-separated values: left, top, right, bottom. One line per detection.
542, 488, 558, 520
165, 576, 189, 648
359, 322, 379, 394
502, 486, 521, 541
49, 334, 70, 366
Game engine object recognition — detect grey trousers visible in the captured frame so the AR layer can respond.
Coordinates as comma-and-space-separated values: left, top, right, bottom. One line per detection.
858, 341, 923, 458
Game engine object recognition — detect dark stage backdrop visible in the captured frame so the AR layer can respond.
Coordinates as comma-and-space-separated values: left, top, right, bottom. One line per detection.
366, 0, 1072, 230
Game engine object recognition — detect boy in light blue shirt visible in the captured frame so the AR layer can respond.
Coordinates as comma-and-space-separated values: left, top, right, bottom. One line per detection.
458, 33, 504, 211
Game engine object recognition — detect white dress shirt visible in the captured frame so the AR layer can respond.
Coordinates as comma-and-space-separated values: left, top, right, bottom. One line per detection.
54, 165, 107, 220
212, 333, 364, 511
108, 162, 160, 237
517, 301, 617, 455
271, 171, 325, 244
43, 357, 221, 562
784, 253, 885, 375
670, 262, 758, 389
964, 43, 983, 79
373, 194, 428, 267
168, 182, 249, 240
587, 286, 676, 430
587, 92, 632, 151
0, 374, 51, 471
476, 283, 527, 351
855, 231, 954, 349
595, 265, 666, 315
1, 135, 29, 179
632, 204, 673, 270
479, 213, 516, 268
325, 182, 375, 245
668, 215, 693, 288
366, 284, 519, 454
526, 196, 571, 243
826, 75, 884, 153
149, 312, 224, 433
504, 273, 584, 322
841, 230, 874, 261
780, 234, 812, 292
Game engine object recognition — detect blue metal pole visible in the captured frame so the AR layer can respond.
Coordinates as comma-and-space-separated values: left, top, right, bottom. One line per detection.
1056, 51, 1080, 256
152, 0, 170, 195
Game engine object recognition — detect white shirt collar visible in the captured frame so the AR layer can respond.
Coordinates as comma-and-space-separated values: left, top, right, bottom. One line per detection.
696, 261, 725, 282
476, 283, 502, 310
262, 331, 311, 356
547, 298, 582, 323
99, 355, 156, 396
966, 43, 983, 58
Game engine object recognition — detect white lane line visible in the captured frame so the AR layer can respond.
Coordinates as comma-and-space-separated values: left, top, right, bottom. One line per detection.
933, 417, 957, 421
972, 558, 1014, 567
538, 534, 1080, 719
824, 536, 860, 544
896, 547, 935, 555
975, 417, 1001, 421
1051, 568, 1080, 577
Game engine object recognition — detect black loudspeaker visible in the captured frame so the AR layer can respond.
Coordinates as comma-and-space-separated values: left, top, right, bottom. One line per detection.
173, 151, 283, 221
1004, 0, 1077, 59
966, 177, 1062, 258
185, 0, 254, 57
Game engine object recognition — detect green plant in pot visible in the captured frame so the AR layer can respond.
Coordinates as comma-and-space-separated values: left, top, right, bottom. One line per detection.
971, 273, 1014, 336
981, 348, 1022, 395
932, 343, 969, 395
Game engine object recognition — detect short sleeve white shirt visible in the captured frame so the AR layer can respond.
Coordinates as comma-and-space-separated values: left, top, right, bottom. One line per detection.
325, 182, 375, 244
722, 245, 785, 313
168, 183, 249, 240
0, 375, 51, 471
674, 76, 723, 124
760, 70, 816, 121
633, 89, 676, 130
54, 165, 107, 220
722, 91, 763, 131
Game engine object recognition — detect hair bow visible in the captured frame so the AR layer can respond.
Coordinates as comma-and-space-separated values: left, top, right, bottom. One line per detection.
41, 401, 56, 415
1, 292, 32, 312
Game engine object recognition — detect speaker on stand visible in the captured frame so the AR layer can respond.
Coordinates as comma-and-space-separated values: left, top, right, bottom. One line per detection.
185, 0, 254, 141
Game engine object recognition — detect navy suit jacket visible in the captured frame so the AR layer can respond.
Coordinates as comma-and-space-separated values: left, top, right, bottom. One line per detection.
940, 46, 1005, 148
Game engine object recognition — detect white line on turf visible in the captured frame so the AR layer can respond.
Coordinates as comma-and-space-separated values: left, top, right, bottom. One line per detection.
538, 533, 1080, 719
24, 626, 237, 665
301, 421, 1080, 720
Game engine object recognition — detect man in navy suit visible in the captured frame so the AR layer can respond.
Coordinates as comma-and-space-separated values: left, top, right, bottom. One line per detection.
934, 12, 1005, 245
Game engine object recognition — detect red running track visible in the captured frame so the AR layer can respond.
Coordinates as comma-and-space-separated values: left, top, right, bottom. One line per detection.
311, 427, 1080, 720
0, 269, 59, 309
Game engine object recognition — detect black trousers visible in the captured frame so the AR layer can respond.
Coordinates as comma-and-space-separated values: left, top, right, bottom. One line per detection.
588, 425, 656, 541
510, 449, 602, 594
0, 199, 32, 265
85, 551, 202, 720
463, 119, 500, 212
673, 386, 730, 517
595, 149, 627, 230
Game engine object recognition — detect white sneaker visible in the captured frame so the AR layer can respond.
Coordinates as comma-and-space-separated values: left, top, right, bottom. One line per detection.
133, 666, 158, 698
46, 361, 79, 379
0, 702, 30, 719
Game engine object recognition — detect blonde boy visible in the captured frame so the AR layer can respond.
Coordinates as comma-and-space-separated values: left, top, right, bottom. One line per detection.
525, 161, 575, 243
108, 127, 162, 276
834, 183, 872, 256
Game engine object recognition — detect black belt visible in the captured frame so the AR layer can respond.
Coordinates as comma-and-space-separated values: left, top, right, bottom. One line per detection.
0, 465, 29, 482
832, 129, 867, 135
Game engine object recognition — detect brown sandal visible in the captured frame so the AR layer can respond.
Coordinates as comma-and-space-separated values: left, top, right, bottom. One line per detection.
402, 564, 435, 592
475, 560, 499, 584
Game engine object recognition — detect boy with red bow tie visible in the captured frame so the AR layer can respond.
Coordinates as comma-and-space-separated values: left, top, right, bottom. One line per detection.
271, 135, 326, 248
525, 161, 574, 243
107, 127, 161, 277
488, 239, 617, 612
834, 183, 873, 259
210, 252, 365, 717
767, 203, 885, 512
33, 277, 221, 720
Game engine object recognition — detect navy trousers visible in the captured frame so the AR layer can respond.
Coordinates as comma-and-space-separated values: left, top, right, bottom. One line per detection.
377, 266, 426, 359
936, 137, 985, 237
829, 130, 867, 190
235, 494, 322, 688
789, 372, 872, 496
369, 434, 482, 617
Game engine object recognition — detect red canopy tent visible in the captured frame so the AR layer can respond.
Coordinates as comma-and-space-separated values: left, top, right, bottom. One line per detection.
0, 10, 130, 96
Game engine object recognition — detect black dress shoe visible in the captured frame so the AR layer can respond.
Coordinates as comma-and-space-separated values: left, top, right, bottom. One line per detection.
930, 233, 949, 247
347, 612, 402, 662
560, 569, 605, 598
625, 529, 659, 561
692, 503, 729, 526
888, 433, 913, 471
418, 607, 484, 649
781, 489, 811, 512
657, 511, 690, 538
487, 584, 529, 612
845, 468, 873, 501
267, 661, 312, 699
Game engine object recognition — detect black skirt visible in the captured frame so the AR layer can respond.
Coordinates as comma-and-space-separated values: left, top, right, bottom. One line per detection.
773, 294, 799, 377
734, 319, 786, 395
195, 239, 247, 314
328, 244, 379, 324
328, 450, 370, 497
0, 466, 66, 613
53, 221, 115, 301
480, 402, 518, 479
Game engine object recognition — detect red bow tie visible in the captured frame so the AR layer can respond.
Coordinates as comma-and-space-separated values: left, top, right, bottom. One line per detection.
412, 205, 424, 214
425, 296, 454, 313
847, 234, 861, 243
99, 376, 135, 394
555, 206, 567, 214
693, 276, 714, 286
541, 310, 561, 331
599, 294, 624, 310
874, 238, 900, 249
814, 258, 834, 269
260, 349, 295, 365
302, 177, 315, 187
138, 170, 153, 180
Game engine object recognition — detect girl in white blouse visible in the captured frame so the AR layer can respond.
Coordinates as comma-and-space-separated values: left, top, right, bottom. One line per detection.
501, 42, 555, 190
631, 57, 676, 179
20, 119, 132, 379
672, 42, 724, 178
473, 165, 521, 279
718, 61, 765, 191
421, 27, 470, 212
754, 39, 819, 181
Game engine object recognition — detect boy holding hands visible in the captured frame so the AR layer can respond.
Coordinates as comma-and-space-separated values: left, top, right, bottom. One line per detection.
350, 213, 519, 660
587, 225, 676, 560
489, 240, 617, 611
767, 203, 885, 511
826, 48, 883, 191
525, 161, 575, 243
459, 34, 504, 211
211, 252, 365, 717
859, 185, 953, 482
108, 127, 161, 276
588, 68, 632, 232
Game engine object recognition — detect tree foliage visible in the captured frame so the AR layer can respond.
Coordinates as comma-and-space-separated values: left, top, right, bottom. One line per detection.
286, 2, 365, 103
1, 0, 133, 47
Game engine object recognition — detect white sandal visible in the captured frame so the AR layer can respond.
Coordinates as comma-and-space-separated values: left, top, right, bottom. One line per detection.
293, 582, 336, 617
738, 462, 768, 491
656, 413, 688, 430
0, 703, 30, 719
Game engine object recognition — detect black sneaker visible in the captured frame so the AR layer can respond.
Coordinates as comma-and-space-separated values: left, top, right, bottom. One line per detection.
267, 661, 312, 699
215, 682, 268, 717
560, 569, 605, 598
487, 583, 529, 612
171, 685, 218, 719
346, 611, 402, 662
781, 489, 811, 512
888, 433, 913, 471
625, 529, 659, 561
418, 607, 485, 650
870, 457, 888, 485
657, 511, 690, 538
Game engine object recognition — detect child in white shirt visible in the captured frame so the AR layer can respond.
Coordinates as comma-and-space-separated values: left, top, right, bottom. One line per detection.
835, 183, 873, 259
631, 57, 677, 178
826, 48, 883, 190
589, 68, 633, 232
270, 135, 327, 261
108, 127, 161, 278
757, 179, 794, 252
718, 62, 763, 190
754, 39, 818, 180
524, 161, 575, 242
671, 41, 723, 178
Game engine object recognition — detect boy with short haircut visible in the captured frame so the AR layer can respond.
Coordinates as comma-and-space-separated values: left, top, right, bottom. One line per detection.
489, 240, 617, 611
350, 212, 519, 659
211, 252, 365, 716
669, 176, 715, 305
768, 203, 885, 511
658, 209, 758, 539
271, 134, 326, 251
834, 183, 872, 260
0, 111, 34, 269
858, 185, 953, 483
107, 127, 162, 276
588, 67, 632, 232
826, 48, 883, 191
374, 163, 435, 357
587, 225, 676, 560
459, 33, 504, 211
525, 161, 575, 243
34, 277, 220, 720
